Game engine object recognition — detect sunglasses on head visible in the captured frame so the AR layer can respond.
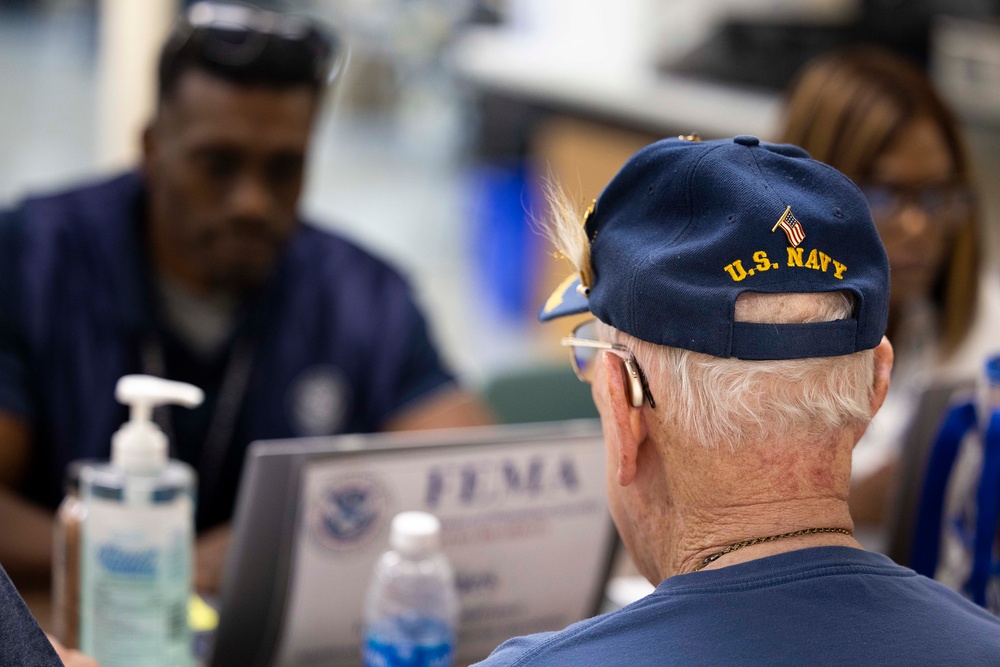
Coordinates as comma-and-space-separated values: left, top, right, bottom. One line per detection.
170, 2, 342, 86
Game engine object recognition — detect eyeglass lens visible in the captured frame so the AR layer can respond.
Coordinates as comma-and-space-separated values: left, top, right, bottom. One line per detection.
861, 183, 973, 228
200, 26, 270, 67
569, 320, 600, 383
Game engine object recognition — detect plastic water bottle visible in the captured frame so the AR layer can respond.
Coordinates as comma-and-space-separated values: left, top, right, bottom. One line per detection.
363, 511, 458, 667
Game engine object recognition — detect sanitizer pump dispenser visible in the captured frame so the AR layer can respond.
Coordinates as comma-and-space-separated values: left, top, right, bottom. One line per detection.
78, 375, 204, 667
111, 375, 204, 473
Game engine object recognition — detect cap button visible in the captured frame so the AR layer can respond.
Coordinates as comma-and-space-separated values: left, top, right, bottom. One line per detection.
733, 135, 760, 147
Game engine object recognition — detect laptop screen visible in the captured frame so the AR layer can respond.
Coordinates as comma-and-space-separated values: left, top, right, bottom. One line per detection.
211, 420, 617, 667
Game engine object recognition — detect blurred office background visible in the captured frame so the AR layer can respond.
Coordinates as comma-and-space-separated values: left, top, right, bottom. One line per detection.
2, 0, 1000, 393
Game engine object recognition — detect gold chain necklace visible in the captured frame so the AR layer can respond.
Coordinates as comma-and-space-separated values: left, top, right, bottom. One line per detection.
695, 527, 853, 571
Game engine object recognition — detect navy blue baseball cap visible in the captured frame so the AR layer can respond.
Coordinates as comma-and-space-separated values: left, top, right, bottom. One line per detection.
539, 135, 890, 360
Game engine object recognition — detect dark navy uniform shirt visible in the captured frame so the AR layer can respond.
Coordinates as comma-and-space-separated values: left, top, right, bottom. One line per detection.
0, 172, 455, 529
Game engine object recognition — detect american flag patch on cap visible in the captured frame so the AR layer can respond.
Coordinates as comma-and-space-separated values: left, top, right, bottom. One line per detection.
771, 206, 806, 247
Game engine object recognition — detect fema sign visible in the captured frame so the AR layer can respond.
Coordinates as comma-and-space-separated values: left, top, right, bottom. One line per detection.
309, 476, 387, 554
425, 456, 580, 509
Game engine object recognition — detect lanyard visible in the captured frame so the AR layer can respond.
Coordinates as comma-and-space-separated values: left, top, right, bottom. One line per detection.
139, 333, 257, 509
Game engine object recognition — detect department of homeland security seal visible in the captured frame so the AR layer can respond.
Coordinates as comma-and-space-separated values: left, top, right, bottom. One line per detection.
287, 365, 350, 436
309, 476, 388, 554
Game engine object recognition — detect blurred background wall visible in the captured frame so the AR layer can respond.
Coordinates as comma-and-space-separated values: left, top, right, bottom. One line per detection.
1, 0, 999, 392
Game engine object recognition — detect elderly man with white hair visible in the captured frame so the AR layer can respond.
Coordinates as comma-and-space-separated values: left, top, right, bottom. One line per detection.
476, 135, 1000, 666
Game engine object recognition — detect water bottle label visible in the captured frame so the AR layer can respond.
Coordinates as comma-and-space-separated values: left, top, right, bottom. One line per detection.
363, 635, 453, 667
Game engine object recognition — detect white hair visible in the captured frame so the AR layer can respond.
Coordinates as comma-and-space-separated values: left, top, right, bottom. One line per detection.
540, 183, 875, 449
598, 293, 875, 449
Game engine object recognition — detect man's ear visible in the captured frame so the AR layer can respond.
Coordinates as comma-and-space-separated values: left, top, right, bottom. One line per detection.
870, 336, 894, 417
600, 352, 648, 487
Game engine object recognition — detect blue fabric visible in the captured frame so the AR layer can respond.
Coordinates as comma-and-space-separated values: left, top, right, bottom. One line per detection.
910, 400, 978, 578
0, 564, 62, 666
538, 136, 890, 360
910, 397, 1000, 608
970, 409, 1000, 606
0, 172, 455, 529
475, 548, 1000, 667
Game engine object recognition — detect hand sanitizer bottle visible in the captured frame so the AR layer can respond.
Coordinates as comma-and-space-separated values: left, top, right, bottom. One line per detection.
78, 375, 204, 667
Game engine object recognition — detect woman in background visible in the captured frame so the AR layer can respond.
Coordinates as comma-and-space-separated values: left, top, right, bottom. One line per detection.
780, 46, 982, 559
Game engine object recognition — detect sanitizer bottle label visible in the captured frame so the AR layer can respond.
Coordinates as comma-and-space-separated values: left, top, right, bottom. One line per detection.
80, 495, 193, 667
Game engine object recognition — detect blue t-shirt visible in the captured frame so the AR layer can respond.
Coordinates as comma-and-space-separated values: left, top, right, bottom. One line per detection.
0, 172, 455, 529
477, 547, 1000, 666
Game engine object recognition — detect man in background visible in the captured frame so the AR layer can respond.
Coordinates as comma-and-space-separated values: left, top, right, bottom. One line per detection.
478, 135, 1000, 664
0, 2, 491, 596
